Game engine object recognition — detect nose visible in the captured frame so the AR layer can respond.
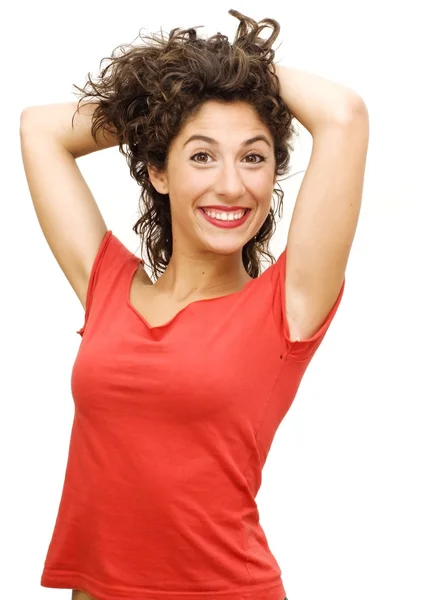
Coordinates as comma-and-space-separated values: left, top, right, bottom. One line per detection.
213, 160, 246, 199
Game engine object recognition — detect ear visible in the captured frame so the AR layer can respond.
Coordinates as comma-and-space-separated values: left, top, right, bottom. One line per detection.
147, 164, 169, 195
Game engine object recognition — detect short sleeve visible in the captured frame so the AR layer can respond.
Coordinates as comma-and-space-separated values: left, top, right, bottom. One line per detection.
270, 247, 345, 362
76, 230, 140, 337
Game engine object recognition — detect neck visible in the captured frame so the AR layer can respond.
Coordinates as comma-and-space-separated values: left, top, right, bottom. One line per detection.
154, 249, 251, 302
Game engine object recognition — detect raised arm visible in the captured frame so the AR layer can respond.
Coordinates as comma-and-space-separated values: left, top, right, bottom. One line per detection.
20, 101, 120, 309
274, 65, 369, 344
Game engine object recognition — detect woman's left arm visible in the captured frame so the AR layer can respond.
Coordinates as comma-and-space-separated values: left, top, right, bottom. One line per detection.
275, 64, 367, 134
275, 64, 369, 342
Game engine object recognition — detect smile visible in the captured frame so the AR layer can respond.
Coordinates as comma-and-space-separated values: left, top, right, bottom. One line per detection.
198, 207, 251, 229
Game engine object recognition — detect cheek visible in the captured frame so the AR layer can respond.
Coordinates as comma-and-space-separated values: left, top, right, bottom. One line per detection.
171, 171, 208, 202
252, 174, 275, 203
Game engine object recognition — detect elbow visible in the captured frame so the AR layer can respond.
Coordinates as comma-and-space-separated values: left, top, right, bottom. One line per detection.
340, 94, 369, 124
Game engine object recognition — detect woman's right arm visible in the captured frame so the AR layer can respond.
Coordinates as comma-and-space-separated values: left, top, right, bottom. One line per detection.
20, 102, 120, 310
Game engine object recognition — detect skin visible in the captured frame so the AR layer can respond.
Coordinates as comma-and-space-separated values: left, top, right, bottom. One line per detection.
72, 591, 94, 600
148, 100, 278, 301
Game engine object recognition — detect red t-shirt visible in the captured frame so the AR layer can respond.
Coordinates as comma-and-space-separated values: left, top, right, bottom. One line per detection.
41, 230, 345, 600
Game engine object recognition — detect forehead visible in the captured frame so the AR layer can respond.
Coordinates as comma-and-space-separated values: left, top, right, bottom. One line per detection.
180, 100, 270, 139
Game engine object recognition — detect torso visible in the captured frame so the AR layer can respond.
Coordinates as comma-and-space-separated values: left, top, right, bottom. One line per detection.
72, 262, 295, 600
70, 266, 251, 600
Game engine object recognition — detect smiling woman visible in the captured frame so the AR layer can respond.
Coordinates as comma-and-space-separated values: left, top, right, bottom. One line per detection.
68, 10, 296, 284
20, 7, 355, 600
142, 98, 279, 290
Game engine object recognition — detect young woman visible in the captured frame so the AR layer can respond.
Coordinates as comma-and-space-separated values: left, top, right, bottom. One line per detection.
20, 10, 369, 600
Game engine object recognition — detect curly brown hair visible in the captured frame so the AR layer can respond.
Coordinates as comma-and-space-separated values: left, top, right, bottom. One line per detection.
72, 9, 297, 280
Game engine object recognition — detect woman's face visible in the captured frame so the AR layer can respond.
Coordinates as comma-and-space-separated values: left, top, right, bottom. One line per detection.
150, 100, 277, 256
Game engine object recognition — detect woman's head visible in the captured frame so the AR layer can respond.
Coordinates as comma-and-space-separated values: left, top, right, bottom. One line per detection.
147, 98, 278, 272
73, 9, 296, 279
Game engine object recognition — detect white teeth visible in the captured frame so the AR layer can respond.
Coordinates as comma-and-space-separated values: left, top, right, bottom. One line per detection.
202, 209, 246, 221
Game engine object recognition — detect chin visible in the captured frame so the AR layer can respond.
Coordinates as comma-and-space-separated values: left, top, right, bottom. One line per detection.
199, 237, 246, 255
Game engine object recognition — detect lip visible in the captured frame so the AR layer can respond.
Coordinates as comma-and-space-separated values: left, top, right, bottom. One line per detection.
198, 207, 251, 229
200, 205, 250, 212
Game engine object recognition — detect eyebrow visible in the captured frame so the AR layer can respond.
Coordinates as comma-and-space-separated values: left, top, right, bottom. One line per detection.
183, 134, 272, 149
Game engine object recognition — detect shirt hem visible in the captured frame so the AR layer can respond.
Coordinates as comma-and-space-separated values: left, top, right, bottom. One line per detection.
41, 568, 286, 600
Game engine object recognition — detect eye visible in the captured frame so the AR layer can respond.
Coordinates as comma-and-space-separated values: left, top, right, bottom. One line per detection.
190, 152, 211, 164
190, 152, 267, 164
244, 153, 266, 164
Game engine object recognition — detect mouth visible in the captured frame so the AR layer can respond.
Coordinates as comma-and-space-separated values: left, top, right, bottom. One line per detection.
198, 207, 251, 229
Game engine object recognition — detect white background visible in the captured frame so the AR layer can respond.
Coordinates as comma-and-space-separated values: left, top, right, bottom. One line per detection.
2, 0, 440, 598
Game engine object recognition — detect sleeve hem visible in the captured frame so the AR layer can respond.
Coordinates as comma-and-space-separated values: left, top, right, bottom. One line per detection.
286, 278, 345, 360
76, 230, 113, 337
275, 247, 345, 361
